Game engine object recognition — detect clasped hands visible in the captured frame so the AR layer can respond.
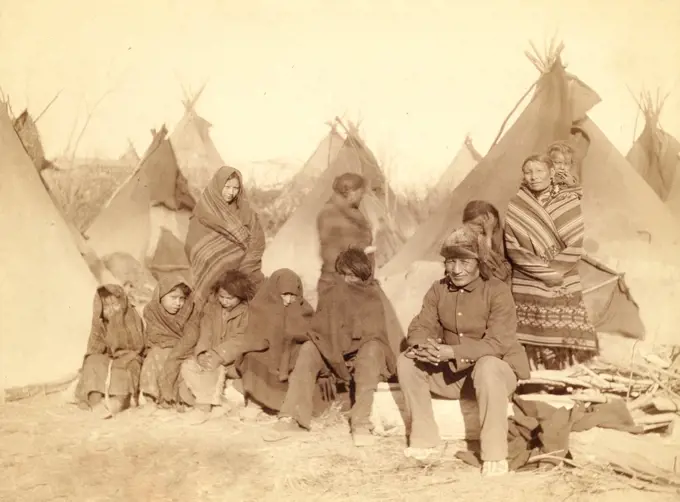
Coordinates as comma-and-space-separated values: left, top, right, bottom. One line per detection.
405, 338, 455, 365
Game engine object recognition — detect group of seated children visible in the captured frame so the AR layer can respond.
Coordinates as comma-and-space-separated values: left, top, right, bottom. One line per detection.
75, 248, 395, 447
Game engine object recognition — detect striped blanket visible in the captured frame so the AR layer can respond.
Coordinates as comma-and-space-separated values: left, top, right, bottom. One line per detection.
504, 185, 597, 360
185, 167, 265, 306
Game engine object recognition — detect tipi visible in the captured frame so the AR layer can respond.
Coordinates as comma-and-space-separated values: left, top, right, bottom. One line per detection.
85, 126, 196, 268
269, 122, 346, 219
169, 83, 226, 199
626, 90, 680, 216
0, 103, 99, 399
425, 135, 483, 213
119, 139, 141, 165
9, 108, 117, 286
262, 119, 409, 302
379, 43, 680, 348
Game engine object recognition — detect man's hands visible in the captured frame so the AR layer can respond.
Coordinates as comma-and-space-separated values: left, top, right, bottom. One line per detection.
405, 338, 454, 365
197, 350, 222, 371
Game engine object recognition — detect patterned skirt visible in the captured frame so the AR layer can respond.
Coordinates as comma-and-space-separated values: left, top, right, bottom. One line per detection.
513, 288, 599, 370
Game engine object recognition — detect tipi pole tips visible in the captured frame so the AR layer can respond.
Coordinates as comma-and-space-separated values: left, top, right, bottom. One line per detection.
525, 38, 565, 74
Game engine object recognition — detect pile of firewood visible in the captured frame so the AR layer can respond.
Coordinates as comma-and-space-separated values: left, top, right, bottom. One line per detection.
517, 352, 680, 434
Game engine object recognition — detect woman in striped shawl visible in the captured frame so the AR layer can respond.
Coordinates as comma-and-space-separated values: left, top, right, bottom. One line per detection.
503, 154, 597, 370
184, 166, 266, 308
76, 284, 145, 417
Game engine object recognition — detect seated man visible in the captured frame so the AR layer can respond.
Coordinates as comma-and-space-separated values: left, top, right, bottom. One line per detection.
273, 248, 396, 447
397, 225, 530, 477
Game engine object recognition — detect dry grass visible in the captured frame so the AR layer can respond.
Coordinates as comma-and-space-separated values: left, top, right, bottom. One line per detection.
41, 162, 135, 232
42, 163, 289, 238
1, 394, 677, 502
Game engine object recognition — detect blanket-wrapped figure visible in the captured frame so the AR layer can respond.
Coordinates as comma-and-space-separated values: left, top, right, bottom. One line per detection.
184, 166, 266, 309
76, 284, 145, 416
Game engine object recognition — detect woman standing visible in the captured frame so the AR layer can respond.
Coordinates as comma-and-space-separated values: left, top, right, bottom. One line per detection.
316, 173, 375, 306
315, 173, 404, 357
503, 154, 597, 370
185, 166, 266, 307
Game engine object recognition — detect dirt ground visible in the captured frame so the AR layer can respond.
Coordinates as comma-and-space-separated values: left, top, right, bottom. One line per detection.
1, 393, 678, 502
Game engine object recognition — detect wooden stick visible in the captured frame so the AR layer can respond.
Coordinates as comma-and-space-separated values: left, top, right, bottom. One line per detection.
628, 390, 657, 411
651, 396, 680, 413
575, 364, 611, 387
635, 413, 680, 425
517, 378, 567, 388
641, 422, 673, 433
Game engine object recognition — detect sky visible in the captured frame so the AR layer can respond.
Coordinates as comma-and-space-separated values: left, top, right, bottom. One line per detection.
1, 0, 679, 190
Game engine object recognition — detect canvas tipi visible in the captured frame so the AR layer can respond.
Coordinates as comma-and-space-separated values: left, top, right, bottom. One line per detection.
85, 126, 196, 269
0, 103, 99, 399
425, 136, 483, 213
169, 83, 226, 199
626, 90, 680, 217
269, 123, 346, 218
8, 108, 117, 286
119, 139, 141, 165
379, 44, 680, 349
262, 120, 409, 302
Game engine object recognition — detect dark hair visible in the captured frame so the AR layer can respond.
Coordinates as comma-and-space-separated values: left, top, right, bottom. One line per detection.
213, 270, 256, 301
169, 283, 192, 298
463, 200, 501, 228
97, 286, 116, 301
335, 248, 373, 281
332, 172, 366, 197
547, 141, 574, 157
570, 126, 591, 144
522, 153, 554, 170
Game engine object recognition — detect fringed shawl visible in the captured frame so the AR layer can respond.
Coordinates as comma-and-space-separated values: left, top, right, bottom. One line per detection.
307, 278, 396, 382
143, 275, 197, 350
317, 192, 374, 274
84, 284, 145, 368
184, 166, 265, 305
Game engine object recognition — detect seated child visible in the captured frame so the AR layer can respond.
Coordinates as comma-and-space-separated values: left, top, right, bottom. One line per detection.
76, 284, 145, 417
273, 249, 396, 447
140, 275, 198, 408
181, 270, 255, 418
236, 269, 314, 413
